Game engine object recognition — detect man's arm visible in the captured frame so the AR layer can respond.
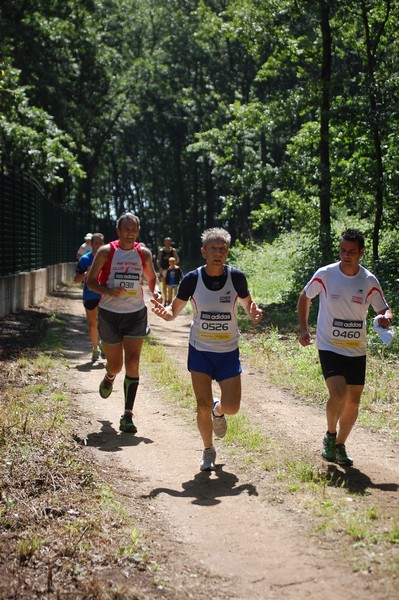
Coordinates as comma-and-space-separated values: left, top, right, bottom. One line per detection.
238, 295, 262, 324
142, 246, 161, 299
297, 290, 313, 346
156, 249, 162, 271
376, 307, 393, 328
74, 266, 86, 284
151, 296, 187, 322
86, 245, 123, 298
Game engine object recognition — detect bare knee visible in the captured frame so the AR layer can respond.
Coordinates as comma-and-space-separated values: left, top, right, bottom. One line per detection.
107, 361, 123, 375
106, 353, 123, 375
221, 401, 240, 415
196, 395, 213, 414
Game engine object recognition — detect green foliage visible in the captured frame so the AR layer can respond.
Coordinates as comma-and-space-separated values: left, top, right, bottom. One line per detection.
2, 0, 399, 261
231, 232, 399, 438
229, 231, 305, 305
0, 67, 84, 186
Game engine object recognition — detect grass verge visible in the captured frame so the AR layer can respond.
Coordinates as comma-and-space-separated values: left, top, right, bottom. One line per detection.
141, 333, 399, 588
239, 331, 399, 440
0, 309, 166, 599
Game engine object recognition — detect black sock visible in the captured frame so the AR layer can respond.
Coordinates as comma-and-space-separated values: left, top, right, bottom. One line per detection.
124, 376, 139, 412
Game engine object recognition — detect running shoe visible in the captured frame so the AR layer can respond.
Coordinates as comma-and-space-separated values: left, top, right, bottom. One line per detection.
91, 347, 100, 362
200, 446, 216, 471
321, 431, 336, 462
335, 444, 353, 466
212, 399, 227, 438
119, 413, 137, 434
99, 376, 114, 399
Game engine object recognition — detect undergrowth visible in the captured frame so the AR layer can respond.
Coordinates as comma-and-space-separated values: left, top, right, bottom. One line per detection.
0, 310, 164, 599
142, 332, 399, 586
231, 231, 399, 440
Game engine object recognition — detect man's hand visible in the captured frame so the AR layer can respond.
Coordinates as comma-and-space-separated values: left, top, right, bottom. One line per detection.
377, 314, 393, 328
299, 331, 313, 346
107, 287, 125, 297
152, 291, 163, 303
249, 302, 262, 324
151, 298, 174, 321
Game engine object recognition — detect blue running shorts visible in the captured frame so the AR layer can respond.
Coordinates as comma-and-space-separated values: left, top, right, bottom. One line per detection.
188, 344, 242, 382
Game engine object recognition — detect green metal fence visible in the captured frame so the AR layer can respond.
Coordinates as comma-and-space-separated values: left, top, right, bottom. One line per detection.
0, 162, 115, 276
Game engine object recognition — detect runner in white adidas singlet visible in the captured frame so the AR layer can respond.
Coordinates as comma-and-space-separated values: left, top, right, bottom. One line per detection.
150, 227, 262, 472
298, 229, 392, 467
87, 213, 161, 434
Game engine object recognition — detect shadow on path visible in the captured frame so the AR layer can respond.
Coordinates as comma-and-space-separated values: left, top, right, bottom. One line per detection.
144, 467, 258, 506
326, 464, 398, 495
73, 420, 154, 453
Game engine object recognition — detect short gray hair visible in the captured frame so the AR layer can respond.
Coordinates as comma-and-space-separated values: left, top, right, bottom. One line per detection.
91, 233, 104, 245
201, 228, 231, 248
117, 212, 140, 229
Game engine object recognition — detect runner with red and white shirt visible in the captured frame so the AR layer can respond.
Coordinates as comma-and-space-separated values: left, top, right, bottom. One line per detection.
298, 229, 392, 466
87, 213, 161, 434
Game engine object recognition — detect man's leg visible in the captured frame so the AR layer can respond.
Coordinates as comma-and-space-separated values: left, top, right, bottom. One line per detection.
119, 338, 144, 432
166, 285, 172, 305
323, 376, 362, 465
218, 375, 241, 415
191, 370, 214, 449
160, 275, 167, 305
99, 342, 123, 398
320, 374, 346, 461
85, 306, 99, 349
336, 384, 363, 445
123, 337, 144, 378
103, 342, 124, 376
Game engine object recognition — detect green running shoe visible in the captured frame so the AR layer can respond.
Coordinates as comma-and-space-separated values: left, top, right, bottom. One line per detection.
119, 413, 137, 434
321, 431, 336, 462
99, 376, 114, 399
91, 347, 100, 363
335, 444, 353, 466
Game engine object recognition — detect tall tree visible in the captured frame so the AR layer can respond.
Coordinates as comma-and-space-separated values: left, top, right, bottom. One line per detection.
360, 0, 392, 262
319, 0, 333, 263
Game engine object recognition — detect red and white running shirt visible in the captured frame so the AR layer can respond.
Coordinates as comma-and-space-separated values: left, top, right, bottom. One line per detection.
304, 262, 389, 356
99, 240, 145, 314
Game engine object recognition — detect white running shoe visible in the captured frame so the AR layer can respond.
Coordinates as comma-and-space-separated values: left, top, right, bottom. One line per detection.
200, 446, 216, 471
212, 399, 227, 438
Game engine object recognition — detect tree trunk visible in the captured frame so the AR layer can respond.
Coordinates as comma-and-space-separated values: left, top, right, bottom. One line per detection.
319, 0, 333, 264
361, 1, 391, 263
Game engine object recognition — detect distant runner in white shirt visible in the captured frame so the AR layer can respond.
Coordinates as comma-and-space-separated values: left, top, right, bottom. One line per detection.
298, 229, 392, 467
151, 227, 262, 472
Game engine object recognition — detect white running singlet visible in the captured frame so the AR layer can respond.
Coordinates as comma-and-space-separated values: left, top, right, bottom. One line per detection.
304, 262, 389, 356
189, 267, 240, 353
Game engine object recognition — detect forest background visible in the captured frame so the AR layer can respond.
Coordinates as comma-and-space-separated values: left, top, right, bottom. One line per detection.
1, 0, 399, 304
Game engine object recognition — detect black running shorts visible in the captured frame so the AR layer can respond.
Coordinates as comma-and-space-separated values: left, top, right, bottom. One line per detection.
83, 299, 100, 311
318, 350, 366, 385
98, 306, 150, 344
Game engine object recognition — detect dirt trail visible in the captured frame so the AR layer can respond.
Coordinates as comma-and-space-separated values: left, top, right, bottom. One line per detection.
58, 287, 398, 600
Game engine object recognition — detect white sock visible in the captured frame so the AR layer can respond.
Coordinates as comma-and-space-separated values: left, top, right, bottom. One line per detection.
213, 400, 224, 417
